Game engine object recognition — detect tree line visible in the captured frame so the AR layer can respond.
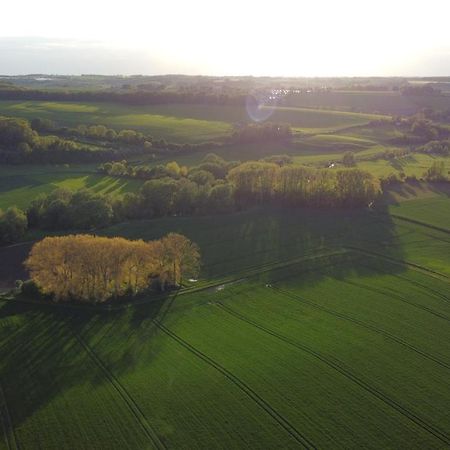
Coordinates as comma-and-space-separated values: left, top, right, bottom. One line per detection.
25, 233, 200, 302
0, 88, 248, 106
1, 153, 381, 246
1, 115, 293, 164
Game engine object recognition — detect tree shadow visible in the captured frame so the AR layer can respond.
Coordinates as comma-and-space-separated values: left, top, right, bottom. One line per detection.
0, 204, 408, 441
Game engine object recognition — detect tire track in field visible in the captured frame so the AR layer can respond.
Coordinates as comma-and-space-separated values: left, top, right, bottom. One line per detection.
389, 214, 450, 236
152, 319, 316, 450
268, 286, 450, 370
356, 262, 450, 304
215, 303, 450, 447
68, 325, 166, 450
328, 276, 450, 323
0, 383, 19, 450
346, 246, 450, 280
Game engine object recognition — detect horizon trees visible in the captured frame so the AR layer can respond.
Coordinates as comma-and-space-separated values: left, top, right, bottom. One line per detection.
25, 233, 200, 302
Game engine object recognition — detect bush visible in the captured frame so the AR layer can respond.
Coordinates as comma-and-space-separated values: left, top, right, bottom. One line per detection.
21, 279, 42, 299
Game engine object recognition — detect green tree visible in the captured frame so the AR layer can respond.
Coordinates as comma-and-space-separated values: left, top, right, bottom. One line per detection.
0, 207, 28, 243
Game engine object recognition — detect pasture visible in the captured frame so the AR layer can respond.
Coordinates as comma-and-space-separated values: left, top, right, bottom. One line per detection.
0, 100, 386, 143
0, 165, 142, 210
0, 190, 449, 449
283, 90, 450, 115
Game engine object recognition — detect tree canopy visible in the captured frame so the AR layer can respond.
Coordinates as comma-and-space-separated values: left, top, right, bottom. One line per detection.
25, 233, 200, 302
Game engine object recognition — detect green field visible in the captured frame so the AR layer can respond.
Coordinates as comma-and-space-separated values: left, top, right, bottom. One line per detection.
283, 90, 450, 115
1, 189, 449, 449
0, 165, 142, 210
357, 153, 450, 178
0, 89, 450, 449
0, 100, 386, 143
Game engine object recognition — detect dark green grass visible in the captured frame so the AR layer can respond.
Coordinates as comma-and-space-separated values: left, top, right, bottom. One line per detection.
0, 191, 449, 449
283, 90, 450, 115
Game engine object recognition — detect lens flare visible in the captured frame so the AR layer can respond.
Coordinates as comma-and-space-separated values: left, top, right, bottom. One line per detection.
245, 93, 276, 122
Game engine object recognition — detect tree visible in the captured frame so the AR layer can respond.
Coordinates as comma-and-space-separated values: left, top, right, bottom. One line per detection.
25, 233, 201, 301
160, 233, 200, 287
0, 207, 28, 243
342, 152, 356, 167
140, 178, 178, 216
424, 161, 447, 181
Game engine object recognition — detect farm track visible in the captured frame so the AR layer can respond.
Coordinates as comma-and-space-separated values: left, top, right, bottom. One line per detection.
357, 262, 450, 304
267, 286, 450, 370
0, 383, 18, 450
390, 214, 450, 236
328, 276, 450, 323
215, 303, 450, 446
347, 246, 450, 280
67, 324, 166, 450
152, 319, 316, 450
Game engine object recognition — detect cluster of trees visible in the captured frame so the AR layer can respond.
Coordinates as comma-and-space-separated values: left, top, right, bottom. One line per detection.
228, 162, 380, 207
424, 161, 448, 181
0, 88, 248, 106
0, 116, 225, 164
418, 140, 450, 156
27, 189, 113, 230
98, 153, 236, 182
0, 116, 150, 164
1, 151, 384, 246
25, 233, 200, 302
0, 207, 27, 244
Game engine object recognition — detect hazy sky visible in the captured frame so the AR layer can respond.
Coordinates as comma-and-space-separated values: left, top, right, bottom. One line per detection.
1, 0, 450, 76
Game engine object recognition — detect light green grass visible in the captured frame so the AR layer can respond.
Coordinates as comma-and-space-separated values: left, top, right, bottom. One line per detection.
357, 154, 450, 177
0, 165, 142, 210
0, 100, 389, 144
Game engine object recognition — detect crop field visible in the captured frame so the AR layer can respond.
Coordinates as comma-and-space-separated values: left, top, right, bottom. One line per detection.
0, 165, 142, 210
357, 153, 450, 178
283, 90, 450, 115
0, 100, 386, 143
0, 190, 449, 448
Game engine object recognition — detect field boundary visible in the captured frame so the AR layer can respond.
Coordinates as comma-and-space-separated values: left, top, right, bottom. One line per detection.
153, 319, 316, 449
0, 249, 347, 312
215, 302, 450, 446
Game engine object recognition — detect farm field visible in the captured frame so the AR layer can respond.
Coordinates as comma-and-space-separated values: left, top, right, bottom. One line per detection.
0, 100, 386, 143
357, 153, 450, 178
0, 190, 449, 448
283, 90, 450, 115
0, 165, 142, 210
1, 82, 450, 449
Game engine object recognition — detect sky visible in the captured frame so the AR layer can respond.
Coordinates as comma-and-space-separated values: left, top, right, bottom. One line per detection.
1, 0, 450, 77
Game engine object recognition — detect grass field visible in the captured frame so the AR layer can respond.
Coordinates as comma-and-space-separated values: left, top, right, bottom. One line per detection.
0, 91, 449, 448
0, 165, 142, 210
0, 189, 449, 448
357, 153, 450, 177
283, 90, 450, 115
0, 100, 387, 143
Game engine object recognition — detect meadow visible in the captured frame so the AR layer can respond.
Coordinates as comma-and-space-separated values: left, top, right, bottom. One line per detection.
0, 189, 449, 449
283, 90, 450, 115
0, 100, 386, 143
0, 165, 142, 210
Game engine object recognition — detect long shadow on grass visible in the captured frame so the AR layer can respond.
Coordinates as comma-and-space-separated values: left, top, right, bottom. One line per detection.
0, 293, 170, 440
0, 204, 411, 439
